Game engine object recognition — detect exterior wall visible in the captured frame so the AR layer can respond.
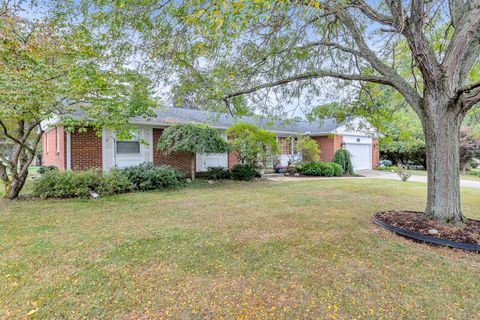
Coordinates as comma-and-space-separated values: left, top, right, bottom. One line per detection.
228, 151, 240, 169
42, 127, 66, 170
313, 135, 343, 162
153, 128, 194, 177
71, 127, 102, 170
372, 138, 380, 169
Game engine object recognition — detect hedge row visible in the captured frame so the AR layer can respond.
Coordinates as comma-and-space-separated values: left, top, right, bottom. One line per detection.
33, 163, 185, 199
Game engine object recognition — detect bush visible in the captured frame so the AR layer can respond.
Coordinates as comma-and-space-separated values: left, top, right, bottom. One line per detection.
301, 162, 340, 177
396, 164, 412, 182
207, 166, 230, 180
121, 163, 185, 191
331, 163, 343, 176
332, 149, 354, 175
33, 170, 103, 198
38, 165, 58, 175
230, 164, 257, 181
97, 168, 134, 196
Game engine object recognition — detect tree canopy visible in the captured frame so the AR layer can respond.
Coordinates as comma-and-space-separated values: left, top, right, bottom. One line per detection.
226, 123, 278, 168
157, 124, 229, 179
0, 4, 155, 199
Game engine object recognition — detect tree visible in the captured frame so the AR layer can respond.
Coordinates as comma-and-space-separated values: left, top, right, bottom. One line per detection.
295, 136, 320, 163
333, 149, 354, 175
60, 0, 480, 225
0, 4, 154, 199
226, 123, 279, 169
157, 124, 229, 180
459, 128, 480, 174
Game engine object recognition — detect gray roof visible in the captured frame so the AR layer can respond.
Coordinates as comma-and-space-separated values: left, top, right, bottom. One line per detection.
129, 107, 339, 135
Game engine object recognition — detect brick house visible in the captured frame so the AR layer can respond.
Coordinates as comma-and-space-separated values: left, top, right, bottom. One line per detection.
42, 107, 379, 176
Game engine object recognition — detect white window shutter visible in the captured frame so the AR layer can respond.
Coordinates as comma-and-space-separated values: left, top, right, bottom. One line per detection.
102, 128, 115, 171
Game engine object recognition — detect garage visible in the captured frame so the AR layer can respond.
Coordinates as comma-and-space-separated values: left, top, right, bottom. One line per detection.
344, 136, 372, 170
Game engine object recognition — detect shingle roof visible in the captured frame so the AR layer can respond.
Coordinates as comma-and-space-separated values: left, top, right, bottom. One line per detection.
129, 107, 339, 135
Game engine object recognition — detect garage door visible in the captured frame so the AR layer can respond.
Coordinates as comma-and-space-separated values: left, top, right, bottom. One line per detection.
345, 144, 371, 170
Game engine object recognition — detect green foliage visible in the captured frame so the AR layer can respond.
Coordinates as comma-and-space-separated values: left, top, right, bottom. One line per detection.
33, 170, 103, 198
33, 164, 185, 198
207, 167, 230, 180
332, 149, 354, 175
230, 164, 257, 181
97, 168, 134, 196
38, 166, 58, 175
226, 123, 278, 167
121, 163, 185, 191
331, 163, 343, 177
157, 124, 229, 155
0, 9, 155, 199
301, 162, 342, 177
295, 136, 320, 163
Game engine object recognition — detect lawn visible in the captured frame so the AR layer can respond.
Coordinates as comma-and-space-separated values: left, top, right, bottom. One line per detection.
406, 169, 480, 181
1, 179, 479, 319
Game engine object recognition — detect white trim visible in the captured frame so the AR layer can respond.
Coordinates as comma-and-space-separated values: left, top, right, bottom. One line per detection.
66, 131, 71, 170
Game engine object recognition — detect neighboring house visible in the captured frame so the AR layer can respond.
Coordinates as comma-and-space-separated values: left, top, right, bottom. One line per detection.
42, 107, 380, 176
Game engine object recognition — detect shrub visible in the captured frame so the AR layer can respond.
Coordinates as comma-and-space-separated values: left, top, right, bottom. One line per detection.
207, 166, 230, 180
396, 165, 412, 182
331, 163, 343, 176
302, 162, 342, 177
37, 165, 58, 175
230, 164, 257, 181
97, 168, 134, 196
121, 162, 185, 191
33, 170, 103, 198
332, 149, 354, 175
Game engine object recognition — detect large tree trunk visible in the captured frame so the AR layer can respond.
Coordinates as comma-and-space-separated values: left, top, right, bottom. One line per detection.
422, 101, 466, 225
5, 174, 28, 199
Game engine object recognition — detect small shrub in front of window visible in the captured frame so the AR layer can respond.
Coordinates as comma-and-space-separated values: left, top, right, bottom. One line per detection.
121, 162, 185, 191
33, 170, 103, 198
230, 164, 257, 181
207, 167, 230, 180
97, 168, 134, 195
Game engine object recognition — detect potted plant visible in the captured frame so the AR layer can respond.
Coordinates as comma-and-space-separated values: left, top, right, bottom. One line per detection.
275, 163, 285, 173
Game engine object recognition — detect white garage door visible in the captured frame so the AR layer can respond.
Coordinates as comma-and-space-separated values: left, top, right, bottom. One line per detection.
345, 144, 371, 170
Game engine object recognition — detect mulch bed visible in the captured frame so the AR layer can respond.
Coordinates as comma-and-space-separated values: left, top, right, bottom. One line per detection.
376, 211, 480, 245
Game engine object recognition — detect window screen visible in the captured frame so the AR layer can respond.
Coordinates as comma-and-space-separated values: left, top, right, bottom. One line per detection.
116, 141, 140, 154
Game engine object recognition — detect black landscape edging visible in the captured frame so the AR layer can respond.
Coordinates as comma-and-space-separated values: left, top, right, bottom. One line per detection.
372, 212, 480, 252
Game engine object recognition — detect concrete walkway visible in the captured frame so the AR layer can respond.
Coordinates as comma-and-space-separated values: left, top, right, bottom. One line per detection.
266, 170, 480, 190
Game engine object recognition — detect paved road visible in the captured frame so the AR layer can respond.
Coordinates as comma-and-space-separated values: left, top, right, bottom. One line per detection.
357, 170, 480, 190
266, 170, 480, 190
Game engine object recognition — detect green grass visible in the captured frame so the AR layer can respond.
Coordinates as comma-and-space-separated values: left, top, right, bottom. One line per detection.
0, 179, 479, 319
406, 169, 480, 181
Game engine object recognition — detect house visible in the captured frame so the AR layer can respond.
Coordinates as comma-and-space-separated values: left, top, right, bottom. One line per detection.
42, 107, 379, 176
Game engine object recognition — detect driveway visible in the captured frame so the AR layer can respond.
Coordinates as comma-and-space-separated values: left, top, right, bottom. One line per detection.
357, 170, 480, 190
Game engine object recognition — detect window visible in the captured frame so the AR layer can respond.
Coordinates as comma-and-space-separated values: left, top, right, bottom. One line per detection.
116, 130, 140, 155
279, 137, 296, 155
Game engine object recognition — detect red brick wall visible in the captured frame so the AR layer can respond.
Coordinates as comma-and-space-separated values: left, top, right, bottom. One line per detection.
153, 128, 194, 177
71, 128, 102, 170
313, 135, 343, 162
42, 127, 66, 170
228, 151, 240, 169
372, 138, 380, 169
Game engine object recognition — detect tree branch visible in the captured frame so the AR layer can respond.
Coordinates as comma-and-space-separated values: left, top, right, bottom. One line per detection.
443, 2, 480, 93
225, 70, 393, 99
348, 0, 394, 25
